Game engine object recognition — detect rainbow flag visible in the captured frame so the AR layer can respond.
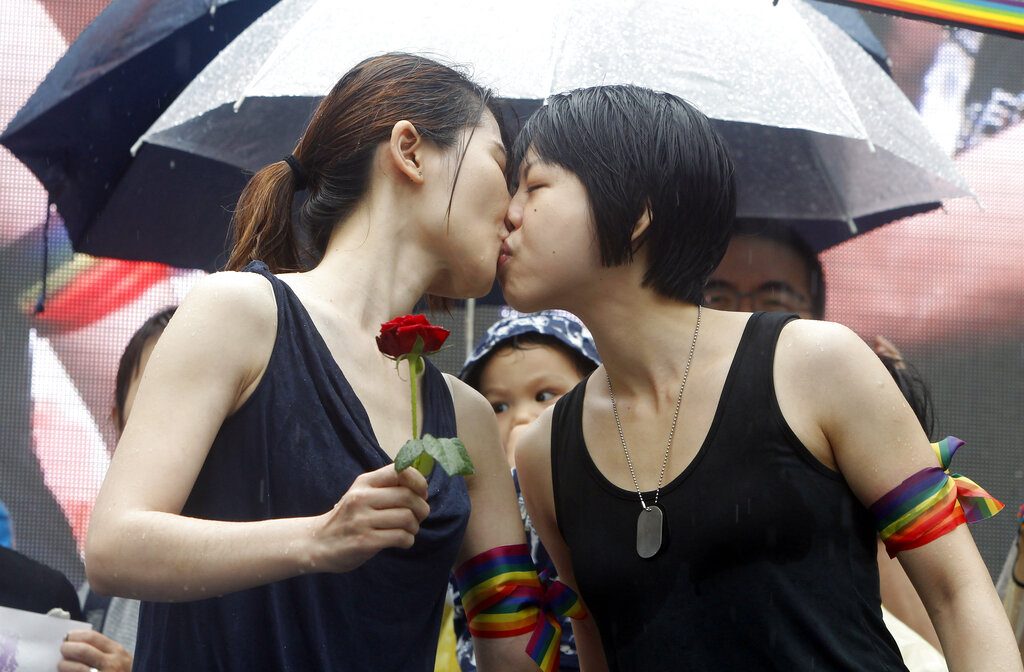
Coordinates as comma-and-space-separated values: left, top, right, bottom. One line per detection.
824, 1, 1024, 36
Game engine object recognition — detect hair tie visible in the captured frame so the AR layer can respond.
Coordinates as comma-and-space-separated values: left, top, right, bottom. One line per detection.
283, 154, 308, 191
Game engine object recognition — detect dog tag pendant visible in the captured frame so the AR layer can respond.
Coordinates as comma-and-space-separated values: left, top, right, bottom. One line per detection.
636, 505, 664, 559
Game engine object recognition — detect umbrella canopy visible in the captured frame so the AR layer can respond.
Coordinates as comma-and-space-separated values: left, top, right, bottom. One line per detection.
807, 0, 891, 70
99, 0, 970, 270
0, 0, 278, 255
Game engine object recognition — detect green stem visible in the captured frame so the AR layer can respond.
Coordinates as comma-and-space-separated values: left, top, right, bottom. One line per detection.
409, 354, 419, 441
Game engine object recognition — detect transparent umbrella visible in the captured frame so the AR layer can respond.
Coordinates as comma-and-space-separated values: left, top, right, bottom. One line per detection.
98, 0, 971, 270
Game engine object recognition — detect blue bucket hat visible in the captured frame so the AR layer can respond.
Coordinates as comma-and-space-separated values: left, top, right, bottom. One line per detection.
460, 309, 601, 383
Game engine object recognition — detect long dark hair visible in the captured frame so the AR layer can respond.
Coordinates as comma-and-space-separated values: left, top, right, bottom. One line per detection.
226, 53, 505, 273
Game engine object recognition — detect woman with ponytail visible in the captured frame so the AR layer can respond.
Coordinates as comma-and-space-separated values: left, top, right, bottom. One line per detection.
86, 54, 541, 671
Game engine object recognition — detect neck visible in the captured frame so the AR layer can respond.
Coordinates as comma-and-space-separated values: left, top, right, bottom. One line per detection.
571, 275, 703, 399
302, 201, 439, 332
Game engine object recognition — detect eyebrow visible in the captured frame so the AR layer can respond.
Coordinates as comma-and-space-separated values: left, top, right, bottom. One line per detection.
520, 157, 534, 182
704, 279, 734, 290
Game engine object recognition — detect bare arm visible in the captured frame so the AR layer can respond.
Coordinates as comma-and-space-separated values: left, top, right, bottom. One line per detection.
445, 376, 538, 672
86, 273, 430, 601
516, 407, 609, 672
877, 538, 942, 651
777, 320, 1020, 671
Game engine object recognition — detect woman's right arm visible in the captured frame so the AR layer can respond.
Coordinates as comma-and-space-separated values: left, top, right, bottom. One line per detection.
86, 273, 429, 601
516, 407, 609, 672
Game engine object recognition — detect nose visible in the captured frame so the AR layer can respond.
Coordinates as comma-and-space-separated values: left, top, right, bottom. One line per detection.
505, 195, 524, 233
510, 402, 537, 429
736, 294, 757, 312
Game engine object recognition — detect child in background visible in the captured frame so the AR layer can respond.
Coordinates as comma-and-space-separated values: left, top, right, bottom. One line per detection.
448, 310, 600, 671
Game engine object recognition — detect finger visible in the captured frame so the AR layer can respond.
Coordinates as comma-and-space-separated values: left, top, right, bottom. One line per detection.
373, 528, 417, 551
65, 629, 119, 654
368, 508, 421, 536
396, 465, 429, 499
360, 485, 429, 517
359, 464, 402, 488
57, 660, 95, 672
59, 641, 105, 667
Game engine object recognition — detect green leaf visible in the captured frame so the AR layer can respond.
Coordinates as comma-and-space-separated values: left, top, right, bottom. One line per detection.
412, 452, 435, 477
394, 438, 425, 472
421, 434, 475, 476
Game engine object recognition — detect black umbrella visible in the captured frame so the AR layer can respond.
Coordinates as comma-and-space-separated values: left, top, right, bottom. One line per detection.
0, 0, 279, 257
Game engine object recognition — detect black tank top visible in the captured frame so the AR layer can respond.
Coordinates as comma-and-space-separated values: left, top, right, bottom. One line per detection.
134, 262, 471, 671
550, 312, 906, 671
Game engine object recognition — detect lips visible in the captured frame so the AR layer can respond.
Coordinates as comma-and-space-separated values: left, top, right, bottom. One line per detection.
497, 241, 513, 271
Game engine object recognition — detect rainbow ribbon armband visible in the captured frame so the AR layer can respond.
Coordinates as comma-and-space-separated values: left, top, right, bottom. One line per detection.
453, 544, 587, 672
871, 436, 1003, 557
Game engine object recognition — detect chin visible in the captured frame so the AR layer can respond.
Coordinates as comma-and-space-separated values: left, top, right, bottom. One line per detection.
500, 280, 546, 313
438, 275, 495, 301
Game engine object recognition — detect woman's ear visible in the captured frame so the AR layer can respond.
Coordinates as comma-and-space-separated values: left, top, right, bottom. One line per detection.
388, 120, 425, 185
631, 204, 652, 250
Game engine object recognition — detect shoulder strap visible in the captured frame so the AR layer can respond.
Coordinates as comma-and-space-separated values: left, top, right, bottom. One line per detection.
550, 376, 590, 539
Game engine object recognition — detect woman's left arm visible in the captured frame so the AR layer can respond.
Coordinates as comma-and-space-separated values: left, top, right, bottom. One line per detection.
777, 321, 1021, 672
445, 375, 541, 672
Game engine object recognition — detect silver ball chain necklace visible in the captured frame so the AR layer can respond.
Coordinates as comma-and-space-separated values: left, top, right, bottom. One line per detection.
606, 304, 701, 559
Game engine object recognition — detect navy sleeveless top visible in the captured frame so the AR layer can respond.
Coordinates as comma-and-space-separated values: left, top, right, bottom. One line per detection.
550, 312, 906, 671
134, 262, 471, 671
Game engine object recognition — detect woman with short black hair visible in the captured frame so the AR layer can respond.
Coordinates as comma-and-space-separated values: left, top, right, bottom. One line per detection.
504, 84, 1017, 671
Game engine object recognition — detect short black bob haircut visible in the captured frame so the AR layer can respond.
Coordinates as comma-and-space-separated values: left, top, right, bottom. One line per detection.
509, 85, 736, 304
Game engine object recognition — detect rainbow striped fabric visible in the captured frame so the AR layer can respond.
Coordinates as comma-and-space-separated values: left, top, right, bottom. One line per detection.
454, 544, 586, 672
838, 1, 1024, 36
871, 436, 1004, 557
527, 571, 588, 672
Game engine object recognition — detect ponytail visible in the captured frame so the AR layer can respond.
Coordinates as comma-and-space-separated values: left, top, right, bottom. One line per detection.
225, 53, 499, 275
225, 159, 301, 273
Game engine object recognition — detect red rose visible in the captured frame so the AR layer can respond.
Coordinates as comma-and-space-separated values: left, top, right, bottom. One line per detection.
376, 314, 450, 358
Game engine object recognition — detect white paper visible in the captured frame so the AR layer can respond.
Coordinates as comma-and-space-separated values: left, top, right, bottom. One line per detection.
0, 605, 92, 671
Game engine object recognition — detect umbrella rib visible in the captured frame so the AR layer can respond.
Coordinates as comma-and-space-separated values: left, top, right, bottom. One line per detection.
808, 133, 856, 233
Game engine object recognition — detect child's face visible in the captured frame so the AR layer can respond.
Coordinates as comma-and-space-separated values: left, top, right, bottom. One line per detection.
478, 342, 585, 468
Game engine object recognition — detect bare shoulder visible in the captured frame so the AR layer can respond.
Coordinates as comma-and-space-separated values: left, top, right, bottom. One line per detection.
776, 318, 879, 381
444, 374, 494, 432
442, 374, 504, 462
775, 318, 915, 457
515, 405, 555, 481
160, 271, 279, 395
177, 270, 277, 329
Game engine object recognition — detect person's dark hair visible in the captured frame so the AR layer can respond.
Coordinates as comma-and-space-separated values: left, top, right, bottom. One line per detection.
113, 307, 177, 434
509, 85, 736, 304
879, 354, 935, 441
226, 53, 507, 274
731, 219, 826, 319
461, 333, 598, 392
